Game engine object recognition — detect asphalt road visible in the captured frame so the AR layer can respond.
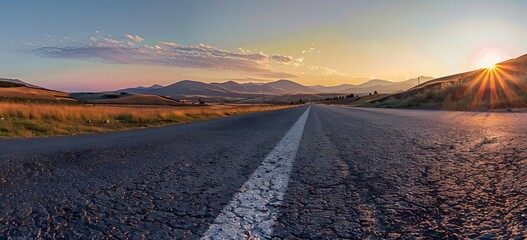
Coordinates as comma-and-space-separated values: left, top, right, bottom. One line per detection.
1, 104, 526, 239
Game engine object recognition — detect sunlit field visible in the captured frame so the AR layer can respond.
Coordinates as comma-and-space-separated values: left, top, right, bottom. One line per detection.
0, 102, 292, 138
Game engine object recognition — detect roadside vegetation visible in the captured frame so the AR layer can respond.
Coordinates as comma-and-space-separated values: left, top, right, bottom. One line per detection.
317, 92, 389, 106
368, 74, 527, 111
319, 61, 527, 111
0, 102, 292, 138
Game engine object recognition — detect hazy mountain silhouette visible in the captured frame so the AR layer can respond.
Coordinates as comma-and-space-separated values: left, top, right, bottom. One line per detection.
311, 77, 434, 94
141, 79, 319, 99
261, 79, 317, 93
118, 84, 164, 94
150, 80, 237, 97
111, 77, 435, 102
310, 84, 355, 93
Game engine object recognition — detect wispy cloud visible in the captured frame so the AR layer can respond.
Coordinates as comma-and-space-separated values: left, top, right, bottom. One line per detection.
28, 37, 300, 78
301, 43, 319, 54
102, 38, 120, 44
307, 66, 347, 76
126, 34, 144, 43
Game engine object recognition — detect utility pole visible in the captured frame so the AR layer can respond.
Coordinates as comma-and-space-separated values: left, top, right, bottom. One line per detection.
417, 76, 420, 85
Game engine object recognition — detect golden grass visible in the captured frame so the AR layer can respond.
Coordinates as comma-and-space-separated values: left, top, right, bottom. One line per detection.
0, 87, 72, 100
0, 102, 293, 138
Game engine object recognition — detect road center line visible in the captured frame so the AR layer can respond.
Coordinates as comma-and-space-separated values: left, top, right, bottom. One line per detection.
202, 106, 311, 239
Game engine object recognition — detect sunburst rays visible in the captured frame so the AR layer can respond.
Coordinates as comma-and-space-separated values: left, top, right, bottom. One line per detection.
465, 64, 527, 109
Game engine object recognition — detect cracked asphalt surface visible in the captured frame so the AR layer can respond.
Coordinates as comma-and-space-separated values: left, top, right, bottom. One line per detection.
1, 104, 526, 239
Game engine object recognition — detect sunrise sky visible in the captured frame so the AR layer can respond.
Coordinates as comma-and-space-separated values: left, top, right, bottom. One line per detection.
1, 0, 527, 91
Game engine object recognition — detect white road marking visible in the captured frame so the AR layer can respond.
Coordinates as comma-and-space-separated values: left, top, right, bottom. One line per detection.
202, 106, 311, 239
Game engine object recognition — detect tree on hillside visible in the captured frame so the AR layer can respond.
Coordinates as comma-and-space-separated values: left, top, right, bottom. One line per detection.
374, 91, 378, 94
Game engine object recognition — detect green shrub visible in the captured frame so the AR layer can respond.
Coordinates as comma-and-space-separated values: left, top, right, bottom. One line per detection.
115, 114, 134, 122
16, 121, 47, 133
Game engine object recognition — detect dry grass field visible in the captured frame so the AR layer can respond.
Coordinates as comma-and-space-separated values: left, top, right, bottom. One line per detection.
0, 102, 292, 138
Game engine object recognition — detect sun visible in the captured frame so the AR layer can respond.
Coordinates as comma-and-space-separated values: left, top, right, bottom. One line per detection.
478, 53, 500, 69
471, 48, 508, 70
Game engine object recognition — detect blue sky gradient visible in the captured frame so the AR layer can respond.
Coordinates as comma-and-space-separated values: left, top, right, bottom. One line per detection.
2, 0, 527, 91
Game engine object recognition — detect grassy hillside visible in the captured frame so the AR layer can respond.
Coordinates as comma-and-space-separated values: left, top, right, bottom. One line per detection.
320, 94, 390, 106
367, 55, 527, 111
0, 86, 77, 102
0, 81, 24, 88
71, 92, 185, 106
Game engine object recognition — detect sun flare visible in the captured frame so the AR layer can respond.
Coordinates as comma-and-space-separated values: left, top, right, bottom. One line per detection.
472, 48, 508, 70
479, 54, 499, 69
464, 61, 527, 110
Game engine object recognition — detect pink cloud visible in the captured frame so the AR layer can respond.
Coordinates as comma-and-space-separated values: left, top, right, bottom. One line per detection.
126, 34, 144, 43
29, 38, 299, 78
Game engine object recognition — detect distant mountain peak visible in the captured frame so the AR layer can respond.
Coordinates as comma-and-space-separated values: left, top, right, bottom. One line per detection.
116, 83, 164, 94
176, 79, 203, 84
213, 80, 242, 86
272, 79, 303, 85
263, 79, 317, 93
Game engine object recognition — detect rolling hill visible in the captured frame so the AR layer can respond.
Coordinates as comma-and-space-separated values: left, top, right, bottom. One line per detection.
149, 80, 256, 99
240, 82, 286, 94
0, 79, 76, 101
149, 79, 318, 96
118, 84, 164, 94
0, 78, 43, 89
70, 92, 184, 106
311, 76, 434, 95
310, 84, 355, 93
311, 76, 434, 94
0, 78, 183, 105
261, 79, 317, 93
130, 79, 321, 102
319, 93, 391, 106
210, 81, 253, 93
117, 78, 425, 103
369, 54, 527, 110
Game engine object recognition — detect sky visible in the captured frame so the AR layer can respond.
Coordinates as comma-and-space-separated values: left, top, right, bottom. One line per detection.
1, 0, 527, 91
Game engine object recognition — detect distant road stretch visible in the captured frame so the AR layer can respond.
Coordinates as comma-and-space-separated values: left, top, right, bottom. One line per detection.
1, 104, 526, 239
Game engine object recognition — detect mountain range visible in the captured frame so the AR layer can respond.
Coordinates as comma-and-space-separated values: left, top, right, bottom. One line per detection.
310, 77, 434, 94
0, 76, 434, 104
118, 84, 164, 94
116, 77, 434, 101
